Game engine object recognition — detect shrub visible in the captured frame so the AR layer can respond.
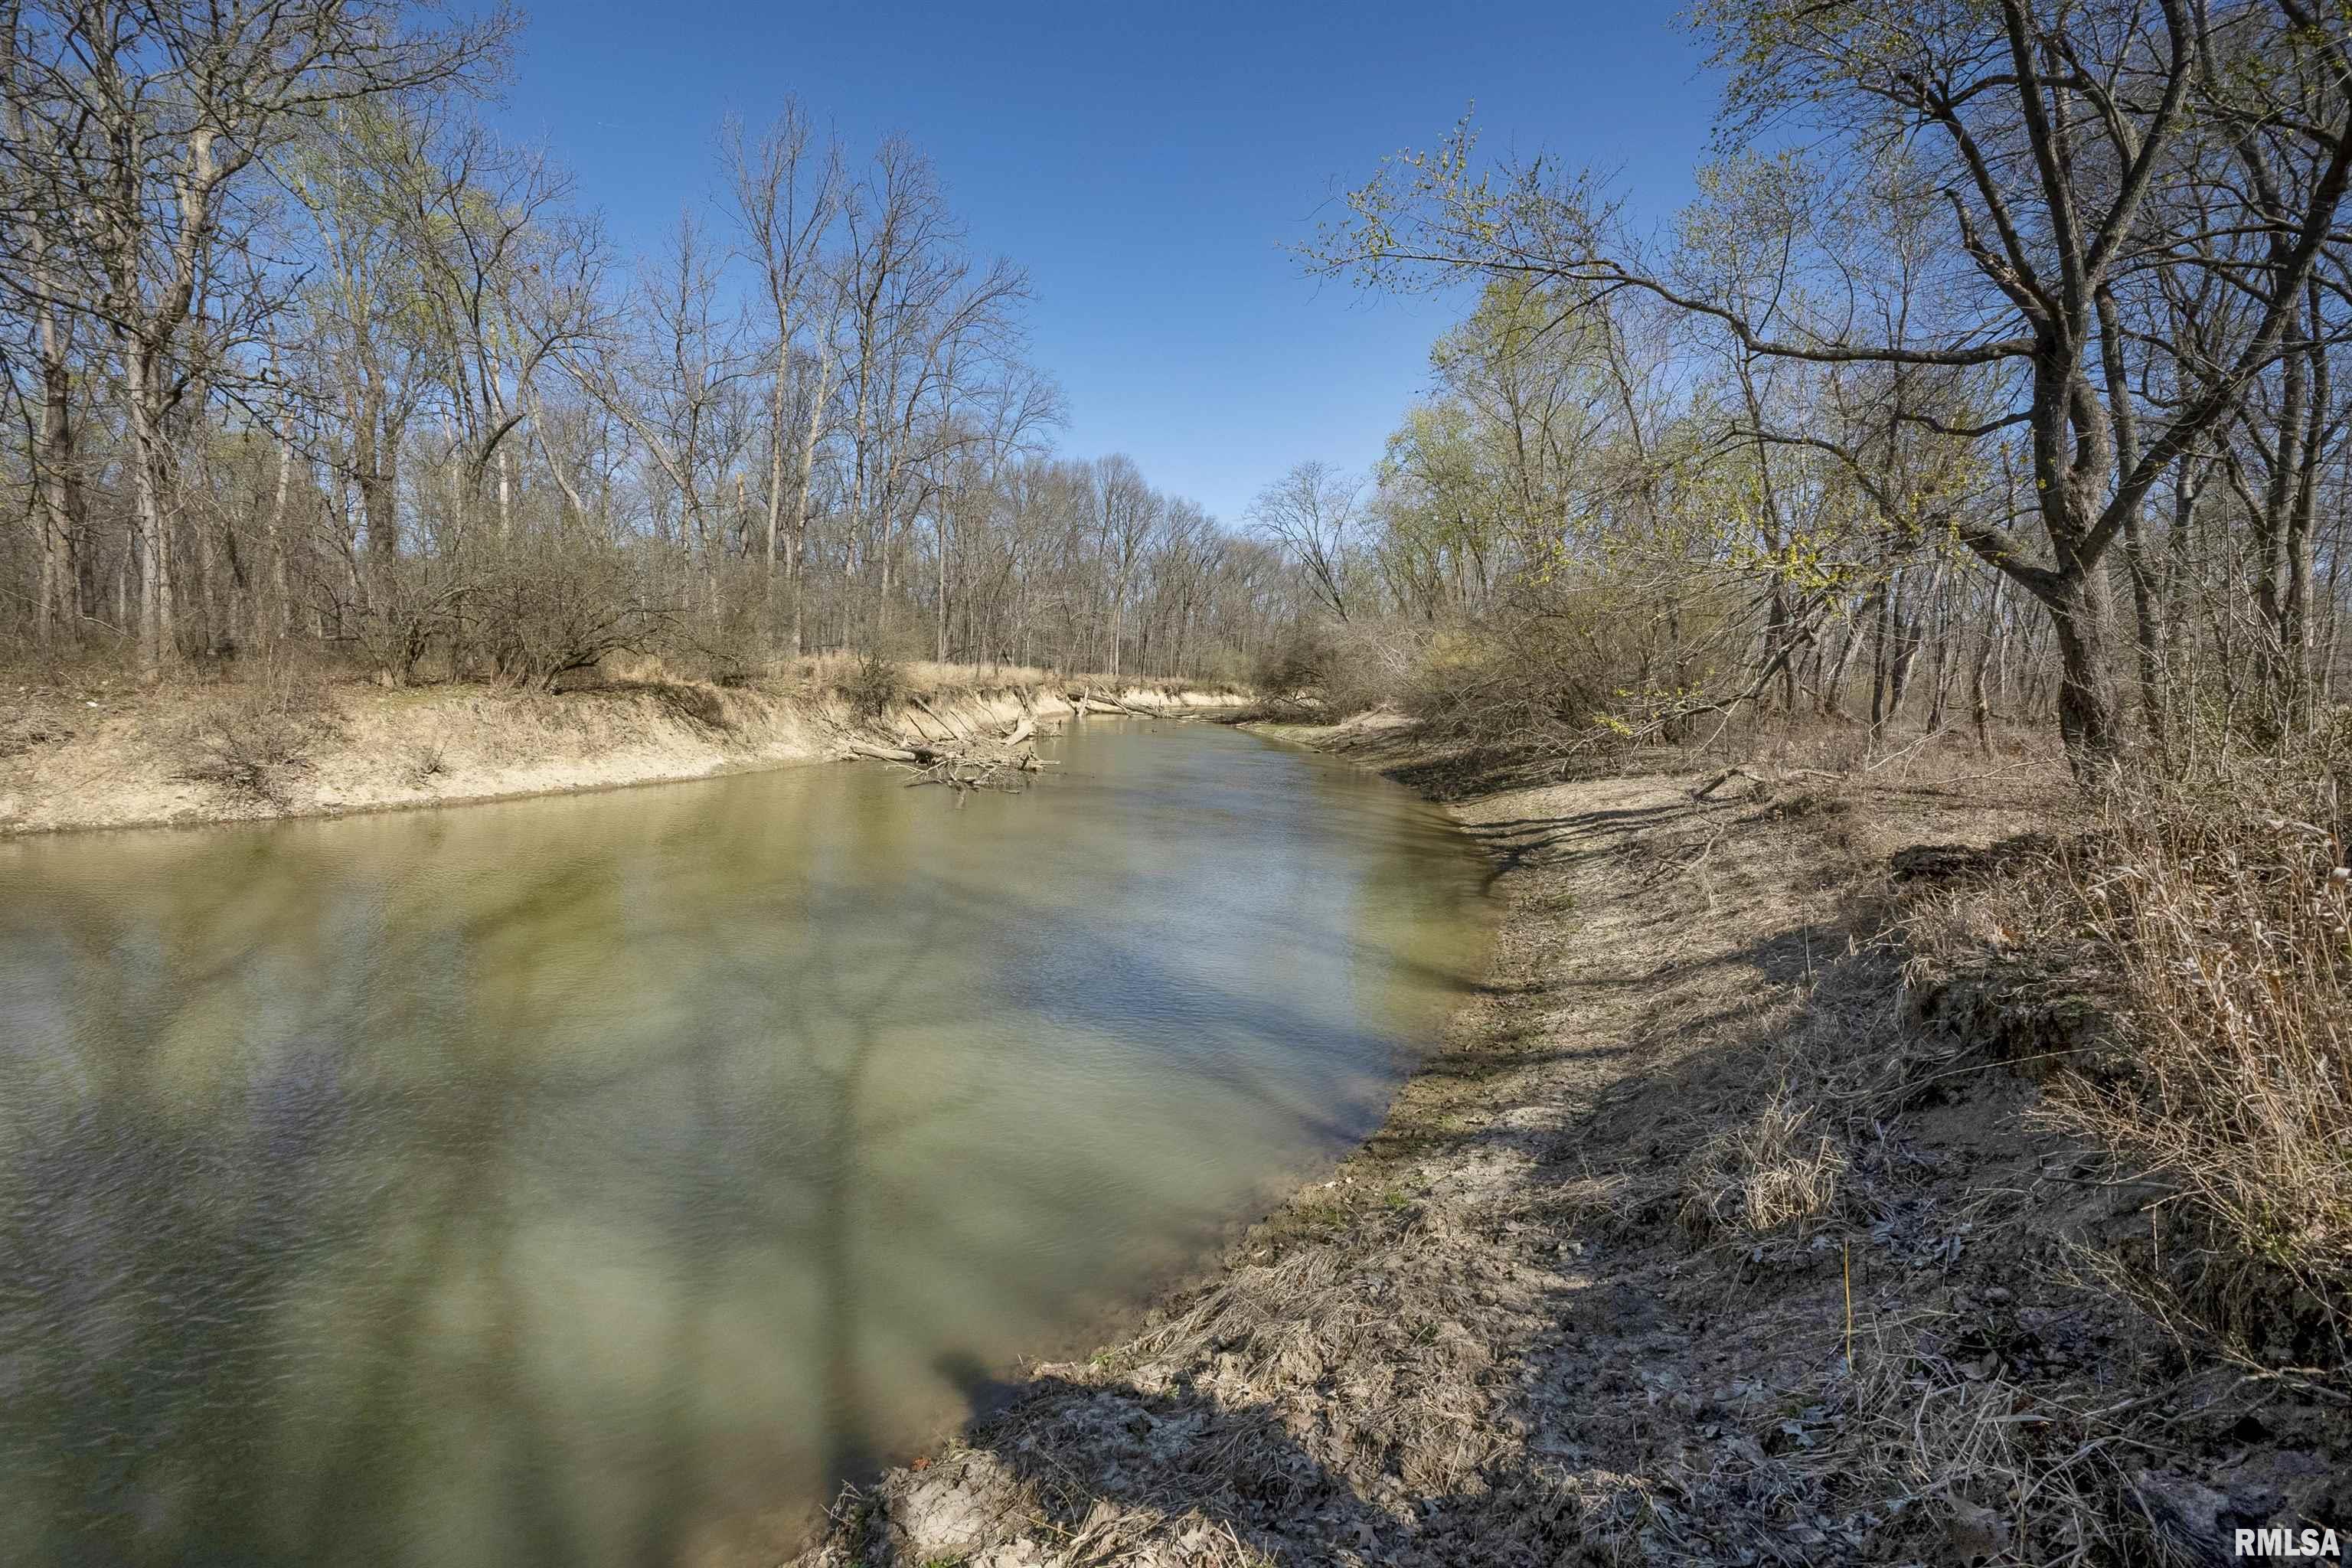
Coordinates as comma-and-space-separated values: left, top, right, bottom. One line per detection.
172, 671, 342, 805
1251, 609, 1707, 744
1247, 619, 1434, 718
1320, 619, 1425, 717
1252, 624, 1334, 699
405, 740, 449, 784
843, 650, 906, 720
1404, 615, 1625, 754
462, 537, 676, 691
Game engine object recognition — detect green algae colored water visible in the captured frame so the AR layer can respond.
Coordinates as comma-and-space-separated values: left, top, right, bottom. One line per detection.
0, 720, 1489, 1567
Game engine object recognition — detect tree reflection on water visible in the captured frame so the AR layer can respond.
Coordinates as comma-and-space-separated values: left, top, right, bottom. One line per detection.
0, 723, 1489, 1566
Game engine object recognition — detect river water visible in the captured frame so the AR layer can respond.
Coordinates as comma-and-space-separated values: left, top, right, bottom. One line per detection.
0, 719, 1490, 1567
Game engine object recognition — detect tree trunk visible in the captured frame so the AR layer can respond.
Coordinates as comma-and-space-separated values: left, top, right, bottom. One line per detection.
355, 403, 400, 566
789, 355, 833, 661
1821, 609, 1861, 717
766, 345, 788, 644
262, 417, 296, 646
2047, 569, 2124, 774
32, 331, 77, 648
2122, 506, 2170, 760
123, 345, 176, 677
1867, 578, 1894, 731
496, 443, 515, 543
1971, 579, 2003, 760
935, 512, 949, 664
2280, 291, 2328, 738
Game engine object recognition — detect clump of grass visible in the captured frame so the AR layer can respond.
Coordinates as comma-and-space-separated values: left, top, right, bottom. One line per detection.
1773, 1318, 2155, 1567
1682, 1089, 1849, 1240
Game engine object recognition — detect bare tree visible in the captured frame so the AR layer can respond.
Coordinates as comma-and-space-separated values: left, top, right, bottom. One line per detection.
570, 213, 751, 623
1250, 459, 1363, 622
724, 103, 843, 655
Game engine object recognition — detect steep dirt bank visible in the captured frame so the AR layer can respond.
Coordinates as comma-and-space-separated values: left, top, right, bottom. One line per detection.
792, 719, 2346, 1567
0, 672, 1243, 836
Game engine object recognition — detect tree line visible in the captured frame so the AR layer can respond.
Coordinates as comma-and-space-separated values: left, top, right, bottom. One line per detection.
1263, 0, 2352, 771
15, 0, 2344, 771
0, 0, 1298, 690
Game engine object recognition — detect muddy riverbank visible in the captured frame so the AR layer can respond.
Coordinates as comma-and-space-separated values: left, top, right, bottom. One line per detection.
0, 668, 1243, 836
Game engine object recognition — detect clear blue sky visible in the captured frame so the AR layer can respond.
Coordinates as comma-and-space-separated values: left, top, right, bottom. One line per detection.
495, 2, 1720, 524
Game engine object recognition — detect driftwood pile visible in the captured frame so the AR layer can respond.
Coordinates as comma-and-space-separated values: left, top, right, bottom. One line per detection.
1064, 687, 1179, 719
847, 697, 1045, 795
844, 689, 1191, 794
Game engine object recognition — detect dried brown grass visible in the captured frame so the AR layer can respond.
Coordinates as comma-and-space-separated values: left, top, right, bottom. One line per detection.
1914, 740, 2352, 1385
1788, 1321, 2158, 1567
1681, 1089, 1849, 1239
1112, 1240, 1507, 1501
2066, 763, 2349, 1374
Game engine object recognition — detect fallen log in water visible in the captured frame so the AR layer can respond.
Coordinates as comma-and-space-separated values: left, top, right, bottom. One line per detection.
900, 749, 1050, 797
845, 712, 1050, 794
1069, 690, 1205, 720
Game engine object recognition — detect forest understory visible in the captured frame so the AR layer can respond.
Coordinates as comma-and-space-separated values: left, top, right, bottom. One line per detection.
790, 714, 2349, 1568
0, 659, 1245, 836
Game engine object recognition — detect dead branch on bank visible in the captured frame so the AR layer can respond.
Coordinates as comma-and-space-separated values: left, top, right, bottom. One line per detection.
1068, 688, 1194, 720
847, 710, 1050, 796
843, 688, 1213, 796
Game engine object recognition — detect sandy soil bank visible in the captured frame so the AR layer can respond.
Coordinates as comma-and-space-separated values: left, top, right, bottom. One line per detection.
0, 673, 1244, 837
791, 717, 2346, 1567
